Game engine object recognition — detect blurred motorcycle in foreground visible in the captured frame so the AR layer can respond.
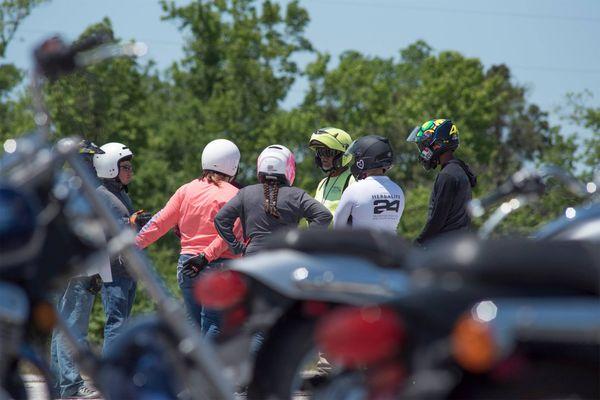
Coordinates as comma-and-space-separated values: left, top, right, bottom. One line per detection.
0, 34, 233, 400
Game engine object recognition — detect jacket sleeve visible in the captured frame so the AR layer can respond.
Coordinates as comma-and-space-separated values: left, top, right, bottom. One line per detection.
332, 187, 354, 229
135, 188, 183, 249
300, 191, 333, 228
416, 174, 456, 244
213, 191, 246, 256
96, 188, 130, 228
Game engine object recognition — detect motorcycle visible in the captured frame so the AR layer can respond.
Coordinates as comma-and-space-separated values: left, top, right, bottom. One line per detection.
197, 163, 598, 399
314, 236, 599, 399
206, 229, 410, 398
310, 166, 599, 399
0, 34, 234, 399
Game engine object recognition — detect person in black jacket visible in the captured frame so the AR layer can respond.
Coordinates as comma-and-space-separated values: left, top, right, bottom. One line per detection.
407, 119, 477, 245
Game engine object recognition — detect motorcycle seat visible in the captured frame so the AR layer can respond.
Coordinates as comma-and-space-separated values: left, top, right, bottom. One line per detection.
407, 235, 600, 295
263, 229, 409, 268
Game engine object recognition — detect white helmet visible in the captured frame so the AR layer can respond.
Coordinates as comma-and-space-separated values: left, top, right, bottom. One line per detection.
201, 139, 241, 177
257, 144, 296, 185
93, 142, 133, 179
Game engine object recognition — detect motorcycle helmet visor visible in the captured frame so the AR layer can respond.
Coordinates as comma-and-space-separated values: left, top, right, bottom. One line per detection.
406, 125, 421, 143
315, 147, 340, 158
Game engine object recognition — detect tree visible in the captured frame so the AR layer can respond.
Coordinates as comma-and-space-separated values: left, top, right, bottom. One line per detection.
298, 41, 577, 238
159, 0, 312, 182
0, 0, 48, 57
563, 91, 600, 175
0, 0, 48, 141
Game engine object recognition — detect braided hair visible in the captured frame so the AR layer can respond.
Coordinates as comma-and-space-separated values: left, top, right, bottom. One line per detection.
262, 176, 281, 218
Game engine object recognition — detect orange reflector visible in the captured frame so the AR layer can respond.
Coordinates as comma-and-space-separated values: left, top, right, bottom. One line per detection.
315, 306, 404, 368
452, 314, 496, 373
194, 270, 247, 310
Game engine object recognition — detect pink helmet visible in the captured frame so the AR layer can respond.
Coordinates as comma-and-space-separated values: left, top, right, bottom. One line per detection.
257, 144, 296, 185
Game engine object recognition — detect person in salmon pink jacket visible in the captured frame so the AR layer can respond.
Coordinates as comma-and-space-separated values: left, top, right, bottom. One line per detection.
135, 139, 243, 339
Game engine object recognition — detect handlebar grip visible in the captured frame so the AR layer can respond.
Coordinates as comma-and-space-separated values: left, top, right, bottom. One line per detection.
69, 33, 111, 54
34, 34, 112, 80
478, 180, 515, 209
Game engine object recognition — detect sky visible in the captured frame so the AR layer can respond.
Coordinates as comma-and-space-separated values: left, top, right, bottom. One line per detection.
4, 0, 600, 137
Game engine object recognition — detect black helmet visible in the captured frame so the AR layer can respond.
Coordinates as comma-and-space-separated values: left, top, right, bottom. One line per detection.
345, 135, 394, 180
407, 119, 459, 170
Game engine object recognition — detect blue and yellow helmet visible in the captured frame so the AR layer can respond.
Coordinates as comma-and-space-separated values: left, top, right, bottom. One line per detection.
407, 119, 459, 170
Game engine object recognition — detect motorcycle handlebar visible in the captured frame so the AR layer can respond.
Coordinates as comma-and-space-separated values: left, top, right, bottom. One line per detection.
470, 164, 592, 218
33, 34, 147, 81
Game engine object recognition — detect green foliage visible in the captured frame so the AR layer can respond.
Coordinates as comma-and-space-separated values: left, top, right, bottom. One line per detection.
1, 0, 49, 57
1, 0, 596, 344
563, 91, 600, 175
0, 0, 46, 154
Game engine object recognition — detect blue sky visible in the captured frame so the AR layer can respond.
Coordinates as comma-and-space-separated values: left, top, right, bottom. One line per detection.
5, 0, 600, 135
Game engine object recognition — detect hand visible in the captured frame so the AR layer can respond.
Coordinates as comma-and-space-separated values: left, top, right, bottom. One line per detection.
130, 210, 152, 230
181, 253, 208, 278
86, 274, 102, 295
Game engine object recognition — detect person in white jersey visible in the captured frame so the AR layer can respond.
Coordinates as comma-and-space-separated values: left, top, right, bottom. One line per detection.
333, 135, 404, 232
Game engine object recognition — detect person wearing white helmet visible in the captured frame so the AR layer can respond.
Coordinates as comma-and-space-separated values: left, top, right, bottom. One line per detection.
135, 139, 244, 339
92, 141, 141, 359
214, 144, 332, 257
50, 140, 108, 399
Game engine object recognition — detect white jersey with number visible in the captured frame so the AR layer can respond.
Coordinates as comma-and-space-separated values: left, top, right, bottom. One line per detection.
333, 175, 404, 233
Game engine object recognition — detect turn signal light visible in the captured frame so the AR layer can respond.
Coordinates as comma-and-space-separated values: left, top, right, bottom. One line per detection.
315, 306, 404, 367
194, 270, 247, 310
452, 313, 497, 373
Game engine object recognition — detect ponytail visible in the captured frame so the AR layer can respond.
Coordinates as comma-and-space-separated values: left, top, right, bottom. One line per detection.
262, 178, 281, 218
202, 170, 229, 186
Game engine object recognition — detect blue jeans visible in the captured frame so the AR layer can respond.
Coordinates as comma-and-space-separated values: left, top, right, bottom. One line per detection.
177, 254, 224, 341
50, 277, 95, 397
101, 274, 137, 355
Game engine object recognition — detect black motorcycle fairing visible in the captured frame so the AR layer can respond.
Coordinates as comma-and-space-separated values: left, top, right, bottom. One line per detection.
405, 235, 600, 295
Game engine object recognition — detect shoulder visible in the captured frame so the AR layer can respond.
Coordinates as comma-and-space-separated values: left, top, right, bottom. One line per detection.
340, 179, 362, 198
175, 180, 194, 193
436, 169, 459, 186
213, 181, 240, 200
281, 185, 304, 195
386, 178, 404, 195
240, 183, 262, 194
287, 186, 313, 201
96, 185, 113, 199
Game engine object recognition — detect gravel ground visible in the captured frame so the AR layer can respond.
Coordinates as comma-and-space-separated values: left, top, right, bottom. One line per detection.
22, 375, 310, 399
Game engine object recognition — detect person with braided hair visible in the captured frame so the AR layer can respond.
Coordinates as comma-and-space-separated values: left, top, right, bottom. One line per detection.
215, 145, 332, 257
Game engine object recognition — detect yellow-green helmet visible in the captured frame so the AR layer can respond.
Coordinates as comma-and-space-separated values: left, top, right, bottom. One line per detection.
309, 127, 353, 171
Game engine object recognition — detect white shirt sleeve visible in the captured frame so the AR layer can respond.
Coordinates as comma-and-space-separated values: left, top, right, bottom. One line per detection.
333, 186, 355, 229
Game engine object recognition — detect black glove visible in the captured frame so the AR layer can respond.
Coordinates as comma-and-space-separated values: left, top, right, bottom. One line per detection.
181, 253, 208, 278
129, 210, 153, 230
86, 274, 102, 295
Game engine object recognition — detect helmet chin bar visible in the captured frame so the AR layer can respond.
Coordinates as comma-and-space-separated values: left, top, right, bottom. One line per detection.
315, 153, 343, 173
418, 146, 439, 171
420, 156, 439, 171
